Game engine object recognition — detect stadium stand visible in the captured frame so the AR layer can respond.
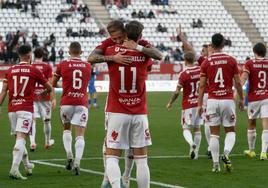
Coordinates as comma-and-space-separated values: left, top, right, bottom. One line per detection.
239, 0, 268, 45
108, 0, 253, 62
0, 0, 106, 62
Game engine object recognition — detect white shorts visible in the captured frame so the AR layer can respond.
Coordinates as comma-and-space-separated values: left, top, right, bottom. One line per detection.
181, 107, 203, 129
60, 105, 88, 127
8, 111, 33, 135
206, 99, 236, 127
248, 99, 268, 119
33, 101, 52, 120
106, 112, 152, 149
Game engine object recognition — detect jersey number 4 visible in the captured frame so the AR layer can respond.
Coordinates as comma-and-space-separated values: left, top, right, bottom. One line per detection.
119, 66, 137, 94
214, 68, 225, 88
12, 76, 29, 97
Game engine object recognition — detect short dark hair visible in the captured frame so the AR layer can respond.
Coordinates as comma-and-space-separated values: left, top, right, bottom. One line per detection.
107, 20, 125, 34
253, 42, 266, 57
127, 20, 144, 31
69, 42, 81, 54
17, 45, 32, 56
184, 51, 195, 64
34, 47, 44, 59
211, 33, 225, 49
125, 22, 143, 42
202, 44, 208, 48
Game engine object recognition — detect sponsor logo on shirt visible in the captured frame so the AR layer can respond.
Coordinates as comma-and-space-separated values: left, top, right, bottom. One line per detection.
118, 97, 141, 106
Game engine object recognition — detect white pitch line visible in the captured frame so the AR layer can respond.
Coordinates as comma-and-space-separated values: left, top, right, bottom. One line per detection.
33, 153, 245, 162
32, 160, 184, 188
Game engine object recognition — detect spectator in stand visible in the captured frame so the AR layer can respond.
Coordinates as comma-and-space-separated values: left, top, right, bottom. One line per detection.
131, 10, 137, 18
32, 32, 39, 48
192, 19, 198, 28
163, 0, 169, 6
225, 37, 232, 47
197, 18, 203, 28
138, 10, 146, 18
0, 35, 6, 62
66, 28, 73, 37
49, 33, 56, 46
148, 10, 155, 18
58, 48, 64, 61
156, 23, 167, 32
49, 46, 56, 65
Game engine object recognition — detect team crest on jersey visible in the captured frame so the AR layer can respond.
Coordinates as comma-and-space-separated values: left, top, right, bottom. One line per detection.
111, 131, 119, 141
115, 47, 126, 53
22, 120, 29, 129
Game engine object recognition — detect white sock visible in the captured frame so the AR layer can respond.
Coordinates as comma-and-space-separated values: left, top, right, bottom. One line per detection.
122, 149, 134, 178
183, 129, 194, 146
224, 132, 236, 156
29, 119, 36, 145
63, 130, 73, 159
75, 136, 85, 166
22, 146, 30, 167
210, 135, 219, 163
102, 142, 108, 181
261, 130, 268, 153
11, 139, 25, 171
194, 131, 202, 154
135, 156, 150, 188
106, 157, 121, 188
204, 124, 211, 151
44, 120, 52, 145
248, 129, 256, 151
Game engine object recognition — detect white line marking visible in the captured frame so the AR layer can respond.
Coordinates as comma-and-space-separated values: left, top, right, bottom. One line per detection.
33, 153, 245, 162
32, 160, 184, 188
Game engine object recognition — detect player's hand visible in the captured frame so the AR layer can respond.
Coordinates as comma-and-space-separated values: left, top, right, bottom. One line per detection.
123, 40, 138, 49
238, 99, 244, 112
51, 99, 56, 109
113, 52, 132, 65
166, 103, 172, 111
197, 106, 203, 117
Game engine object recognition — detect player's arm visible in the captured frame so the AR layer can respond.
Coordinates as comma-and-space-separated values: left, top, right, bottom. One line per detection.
123, 40, 163, 60
49, 77, 56, 108
234, 74, 244, 111
166, 85, 182, 110
176, 26, 194, 52
88, 48, 132, 65
197, 75, 206, 116
240, 71, 249, 86
52, 74, 61, 88
0, 81, 8, 106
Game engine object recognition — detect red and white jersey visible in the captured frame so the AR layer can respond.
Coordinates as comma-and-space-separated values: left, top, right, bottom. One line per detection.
243, 58, 268, 102
200, 52, 239, 99
55, 58, 91, 107
197, 55, 206, 66
178, 66, 200, 109
104, 45, 153, 114
32, 60, 52, 101
4, 62, 48, 113
96, 37, 151, 53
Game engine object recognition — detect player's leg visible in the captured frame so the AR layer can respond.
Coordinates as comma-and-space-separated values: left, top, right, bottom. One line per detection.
122, 149, 134, 186
93, 91, 98, 108
106, 148, 122, 188
133, 147, 150, 188
131, 115, 152, 188
9, 111, 33, 180
203, 93, 211, 157
22, 145, 34, 176
41, 101, 54, 148
29, 102, 39, 151
193, 127, 201, 159
260, 102, 268, 160
29, 118, 37, 151
209, 125, 220, 172
71, 106, 88, 175
60, 106, 74, 169
221, 100, 236, 172
88, 92, 91, 108
181, 109, 195, 156
105, 113, 130, 188
244, 119, 257, 157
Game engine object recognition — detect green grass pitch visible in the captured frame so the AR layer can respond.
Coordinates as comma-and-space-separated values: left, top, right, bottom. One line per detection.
0, 92, 267, 188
